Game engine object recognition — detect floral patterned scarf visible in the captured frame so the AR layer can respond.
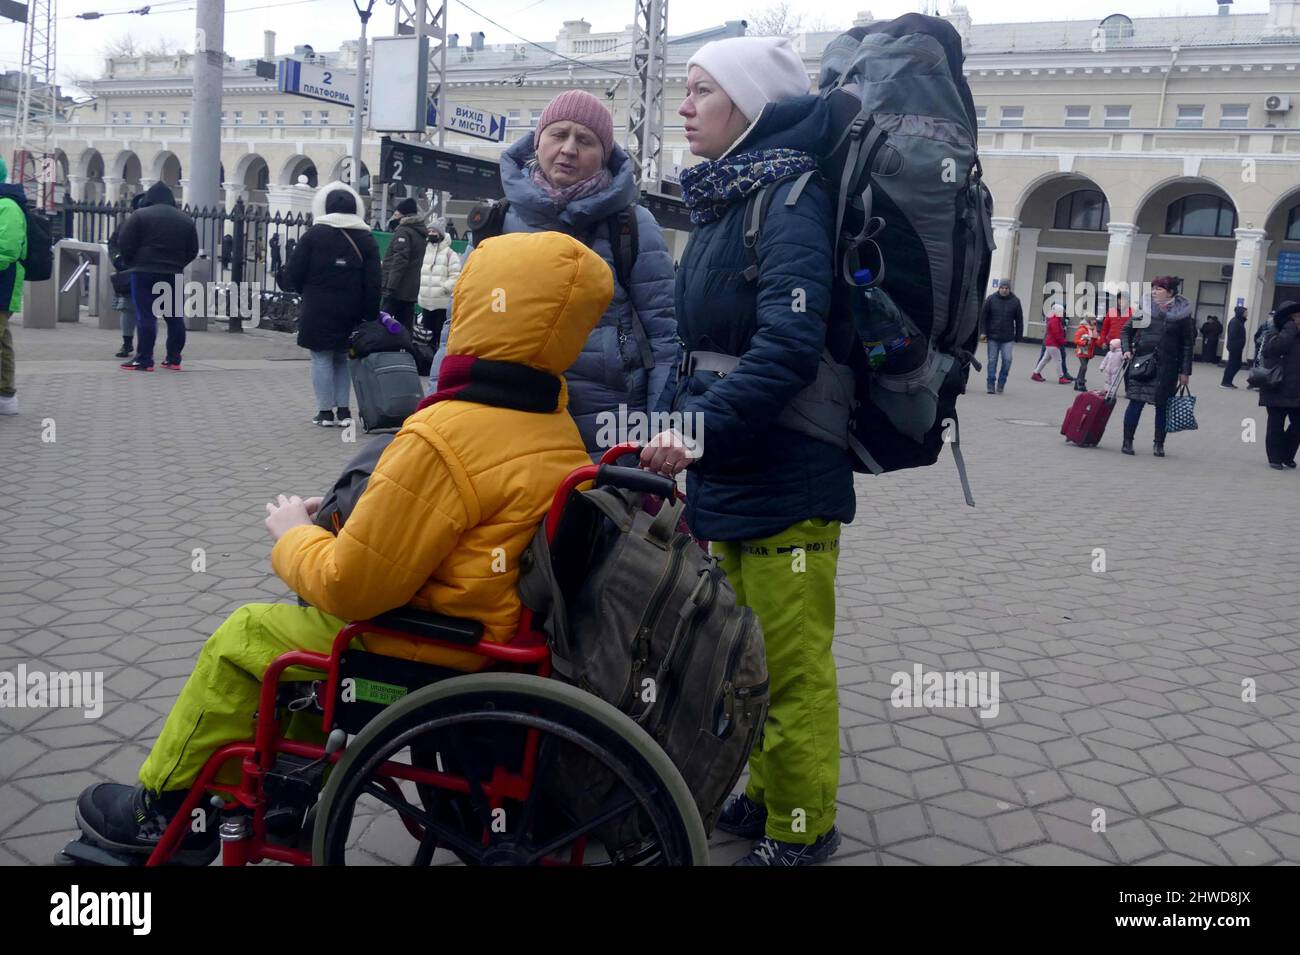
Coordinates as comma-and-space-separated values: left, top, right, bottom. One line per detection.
679, 147, 819, 225
528, 160, 614, 209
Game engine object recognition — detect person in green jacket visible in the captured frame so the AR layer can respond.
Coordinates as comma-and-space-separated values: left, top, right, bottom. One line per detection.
0, 157, 28, 415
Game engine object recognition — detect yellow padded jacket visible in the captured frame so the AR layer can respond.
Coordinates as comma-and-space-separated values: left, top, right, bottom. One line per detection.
271, 231, 614, 670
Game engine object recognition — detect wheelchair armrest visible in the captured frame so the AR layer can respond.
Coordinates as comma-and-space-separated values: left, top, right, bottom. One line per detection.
366, 607, 484, 645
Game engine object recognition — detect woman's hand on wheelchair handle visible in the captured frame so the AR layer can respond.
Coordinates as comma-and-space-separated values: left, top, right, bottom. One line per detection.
641, 429, 697, 477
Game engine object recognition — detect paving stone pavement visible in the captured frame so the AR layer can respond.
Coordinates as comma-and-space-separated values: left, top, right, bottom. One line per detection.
1, 320, 1298, 866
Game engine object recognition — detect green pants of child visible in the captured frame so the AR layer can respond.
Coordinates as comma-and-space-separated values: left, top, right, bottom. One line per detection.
711, 519, 841, 845
139, 603, 347, 794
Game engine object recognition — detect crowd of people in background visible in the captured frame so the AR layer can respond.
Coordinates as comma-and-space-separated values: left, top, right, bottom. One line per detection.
978, 278, 1298, 469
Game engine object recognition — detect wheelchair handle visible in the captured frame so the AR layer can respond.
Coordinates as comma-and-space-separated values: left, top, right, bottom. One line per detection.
594, 464, 675, 501
598, 442, 641, 466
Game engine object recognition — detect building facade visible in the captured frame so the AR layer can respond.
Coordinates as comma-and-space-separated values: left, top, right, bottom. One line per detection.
15, 1, 1300, 345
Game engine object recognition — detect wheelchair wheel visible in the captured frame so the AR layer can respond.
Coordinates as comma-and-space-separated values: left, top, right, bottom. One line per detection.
312, 673, 708, 866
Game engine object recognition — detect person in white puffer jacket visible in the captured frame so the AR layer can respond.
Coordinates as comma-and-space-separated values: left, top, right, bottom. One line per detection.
416, 218, 462, 346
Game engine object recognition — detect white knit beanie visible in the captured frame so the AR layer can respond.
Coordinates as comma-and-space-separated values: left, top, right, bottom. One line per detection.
687, 36, 811, 122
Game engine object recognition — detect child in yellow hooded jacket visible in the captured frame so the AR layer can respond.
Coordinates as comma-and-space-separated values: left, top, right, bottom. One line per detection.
72, 231, 614, 863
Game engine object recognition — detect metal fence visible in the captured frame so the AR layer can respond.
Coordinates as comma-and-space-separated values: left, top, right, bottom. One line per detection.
62, 198, 315, 332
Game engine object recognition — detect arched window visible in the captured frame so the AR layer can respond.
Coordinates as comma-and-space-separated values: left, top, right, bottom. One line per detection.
1165, 194, 1237, 237
1099, 14, 1134, 41
1287, 204, 1300, 241
255, 164, 269, 191
1053, 189, 1110, 231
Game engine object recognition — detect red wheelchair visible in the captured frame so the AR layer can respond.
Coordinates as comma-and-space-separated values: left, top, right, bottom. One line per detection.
59, 444, 708, 867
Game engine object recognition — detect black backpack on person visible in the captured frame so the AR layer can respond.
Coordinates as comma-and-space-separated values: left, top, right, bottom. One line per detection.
0, 193, 53, 282
734, 14, 993, 505
466, 199, 655, 370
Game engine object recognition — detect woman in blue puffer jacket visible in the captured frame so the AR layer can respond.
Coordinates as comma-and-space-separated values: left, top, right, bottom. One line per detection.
429, 90, 678, 454
640, 36, 854, 867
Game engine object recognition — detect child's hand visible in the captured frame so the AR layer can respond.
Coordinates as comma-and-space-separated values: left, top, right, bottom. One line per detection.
265, 494, 313, 542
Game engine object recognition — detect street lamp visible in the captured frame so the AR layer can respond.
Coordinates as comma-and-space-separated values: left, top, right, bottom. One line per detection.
350, 0, 377, 191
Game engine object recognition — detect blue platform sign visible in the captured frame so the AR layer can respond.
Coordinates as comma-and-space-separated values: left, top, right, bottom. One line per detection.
1276, 250, 1300, 287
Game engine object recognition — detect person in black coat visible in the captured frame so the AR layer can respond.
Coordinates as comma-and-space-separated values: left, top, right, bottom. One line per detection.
979, 280, 1023, 393
1120, 275, 1194, 457
286, 181, 381, 427
1199, 314, 1222, 364
116, 181, 200, 371
1258, 301, 1300, 469
379, 197, 427, 332
1221, 306, 1248, 387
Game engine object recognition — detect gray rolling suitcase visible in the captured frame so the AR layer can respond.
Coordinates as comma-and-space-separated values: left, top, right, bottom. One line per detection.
349, 351, 423, 432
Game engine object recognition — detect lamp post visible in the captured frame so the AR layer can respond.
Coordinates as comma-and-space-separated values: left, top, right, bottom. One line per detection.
350, 0, 376, 192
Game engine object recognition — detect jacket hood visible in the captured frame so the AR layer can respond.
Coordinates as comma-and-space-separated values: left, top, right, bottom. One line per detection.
447, 231, 612, 376
311, 180, 365, 220
140, 181, 178, 208
499, 132, 638, 230
0, 183, 27, 206
730, 94, 837, 156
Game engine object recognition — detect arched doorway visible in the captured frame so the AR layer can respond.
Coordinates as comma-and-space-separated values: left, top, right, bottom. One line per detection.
1135, 178, 1239, 351
1013, 173, 1113, 337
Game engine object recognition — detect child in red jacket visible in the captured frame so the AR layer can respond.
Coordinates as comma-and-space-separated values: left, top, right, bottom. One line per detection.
1032, 306, 1070, 383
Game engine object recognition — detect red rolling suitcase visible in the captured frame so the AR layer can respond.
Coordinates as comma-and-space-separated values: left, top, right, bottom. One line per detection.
1061, 364, 1125, 447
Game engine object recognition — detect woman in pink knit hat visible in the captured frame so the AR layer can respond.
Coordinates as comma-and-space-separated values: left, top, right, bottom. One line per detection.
428, 88, 679, 459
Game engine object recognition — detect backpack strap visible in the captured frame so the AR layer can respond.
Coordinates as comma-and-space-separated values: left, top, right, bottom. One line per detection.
835, 119, 888, 284
606, 207, 654, 371
741, 169, 816, 283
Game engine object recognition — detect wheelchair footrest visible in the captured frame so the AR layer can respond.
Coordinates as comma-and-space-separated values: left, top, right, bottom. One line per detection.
56, 837, 146, 867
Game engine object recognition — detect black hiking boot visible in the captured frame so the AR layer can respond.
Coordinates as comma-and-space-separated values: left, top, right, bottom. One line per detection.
1153, 428, 1166, 457
75, 783, 218, 866
1121, 423, 1136, 456
733, 828, 842, 867
716, 793, 767, 839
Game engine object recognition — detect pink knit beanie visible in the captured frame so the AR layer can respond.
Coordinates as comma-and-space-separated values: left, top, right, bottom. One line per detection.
534, 89, 615, 155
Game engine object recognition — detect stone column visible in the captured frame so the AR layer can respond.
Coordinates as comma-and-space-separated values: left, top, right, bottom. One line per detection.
179, 178, 192, 207
65, 174, 86, 203
988, 216, 1019, 294
223, 181, 246, 212
1012, 226, 1042, 336
1102, 222, 1139, 309
1227, 227, 1270, 354
102, 176, 123, 203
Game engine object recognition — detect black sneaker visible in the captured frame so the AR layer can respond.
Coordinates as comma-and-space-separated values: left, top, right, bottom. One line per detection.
734, 827, 842, 867
1285, 460, 1297, 469
1269, 462, 1285, 470
716, 793, 767, 839
312, 410, 336, 427
335, 407, 354, 427
115, 343, 133, 359
75, 783, 218, 866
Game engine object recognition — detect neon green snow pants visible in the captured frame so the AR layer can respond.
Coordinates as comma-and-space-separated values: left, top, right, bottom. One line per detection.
711, 518, 841, 845
138, 603, 347, 794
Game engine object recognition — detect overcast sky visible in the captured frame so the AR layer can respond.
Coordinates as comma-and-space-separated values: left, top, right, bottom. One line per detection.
0, 0, 1275, 91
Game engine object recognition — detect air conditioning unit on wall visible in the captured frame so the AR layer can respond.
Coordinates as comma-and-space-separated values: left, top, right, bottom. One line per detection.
1264, 94, 1291, 113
